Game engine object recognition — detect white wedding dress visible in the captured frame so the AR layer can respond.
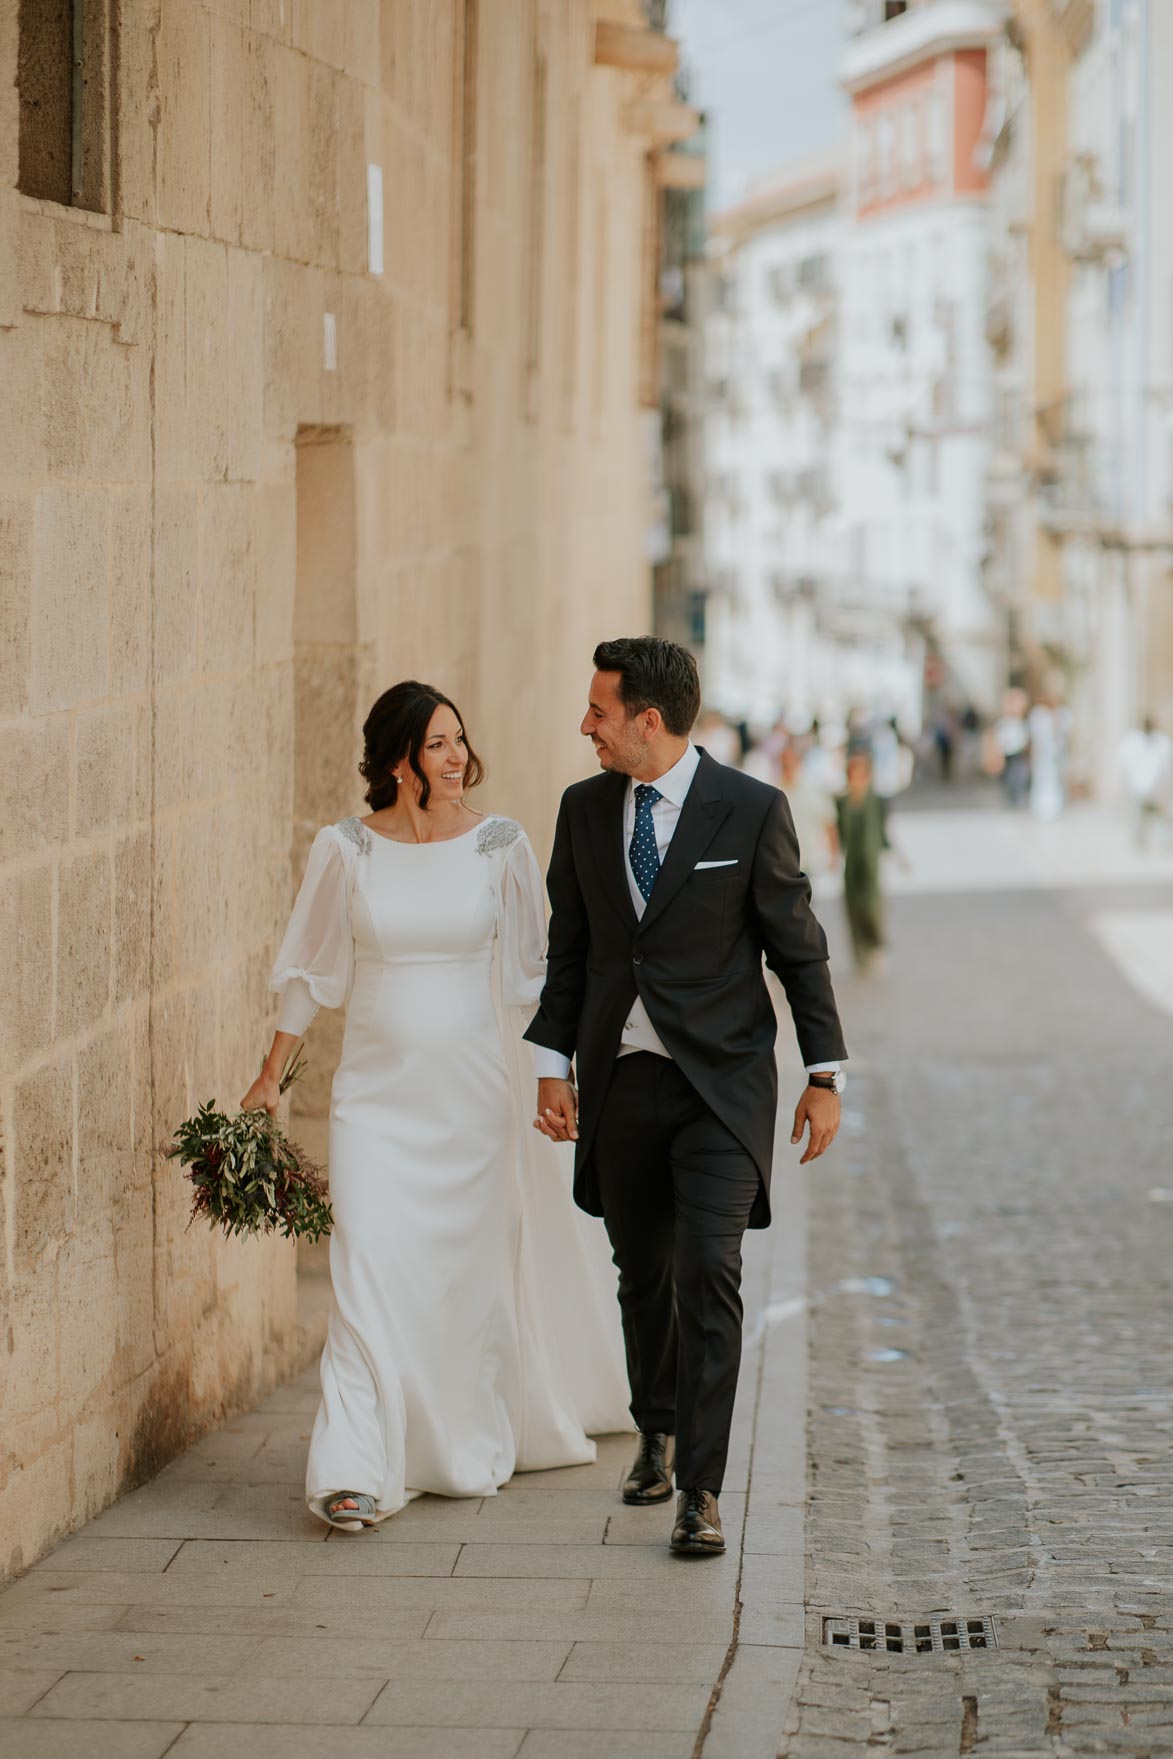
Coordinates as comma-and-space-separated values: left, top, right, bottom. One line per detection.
270, 813, 631, 1521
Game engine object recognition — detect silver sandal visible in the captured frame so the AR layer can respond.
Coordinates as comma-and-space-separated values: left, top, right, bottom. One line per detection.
323, 1491, 379, 1531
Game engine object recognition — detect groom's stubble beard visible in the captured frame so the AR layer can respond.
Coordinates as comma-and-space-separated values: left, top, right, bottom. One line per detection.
592, 718, 649, 778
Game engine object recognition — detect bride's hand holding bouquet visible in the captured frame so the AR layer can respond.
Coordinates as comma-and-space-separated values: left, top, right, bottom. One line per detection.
167, 1039, 334, 1243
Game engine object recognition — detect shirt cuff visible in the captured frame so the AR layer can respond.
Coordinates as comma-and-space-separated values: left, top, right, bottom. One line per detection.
805, 1061, 842, 1075
533, 1047, 573, 1081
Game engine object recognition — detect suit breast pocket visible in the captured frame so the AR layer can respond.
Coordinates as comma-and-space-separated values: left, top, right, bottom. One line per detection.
687, 864, 740, 968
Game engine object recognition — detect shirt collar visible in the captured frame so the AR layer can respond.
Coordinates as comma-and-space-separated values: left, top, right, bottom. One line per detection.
628, 741, 699, 810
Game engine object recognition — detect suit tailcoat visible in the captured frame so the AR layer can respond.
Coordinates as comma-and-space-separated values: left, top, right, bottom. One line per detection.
524, 748, 847, 1227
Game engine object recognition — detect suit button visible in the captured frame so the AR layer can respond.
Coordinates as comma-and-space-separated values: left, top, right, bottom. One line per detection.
632, 952, 643, 965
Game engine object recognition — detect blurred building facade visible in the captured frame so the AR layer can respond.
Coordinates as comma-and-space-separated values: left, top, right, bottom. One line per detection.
704, 152, 918, 728
702, 0, 1007, 733
1, 0, 673, 1578
986, 0, 1173, 796
650, 126, 708, 656
840, 0, 1005, 717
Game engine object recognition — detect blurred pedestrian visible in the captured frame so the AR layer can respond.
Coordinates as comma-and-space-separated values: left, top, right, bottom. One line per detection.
1118, 716, 1173, 847
931, 707, 957, 783
871, 715, 914, 800
780, 740, 838, 875
836, 748, 891, 972
958, 704, 983, 780
1028, 695, 1071, 821
994, 689, 1030, 808
805, 717, 846, 796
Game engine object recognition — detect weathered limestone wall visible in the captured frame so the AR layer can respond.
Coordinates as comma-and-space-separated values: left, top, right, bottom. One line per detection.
0, 0, 658, 1579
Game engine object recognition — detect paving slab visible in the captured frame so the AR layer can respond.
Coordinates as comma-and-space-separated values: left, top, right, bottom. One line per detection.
702, 1644, 804, 1759
0, 1629, 260, 1675
0, 1601, 130, 1633
361, 1677, 712, 1731
0, 1571, 305, 1611
245, 1634, 571, 1680
517, 1736, 694, 1759
370, 1517, 610, 1545
170, 1727, 525, 1759
29, 1669, 386, 1724
31, 1539, 184, 1574
454, 1542, 741, 1580
288, 1575, 592, 1613
0, 1672, 61, 1715
422, 1609, 738, 1644
167, 1538, 459, 1576
0, 1718, 186, 1758
557, 1639, 728, 1682
112, 1603, 431, 1640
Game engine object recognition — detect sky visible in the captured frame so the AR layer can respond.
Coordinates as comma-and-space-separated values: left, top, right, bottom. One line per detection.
670, 0, 849, 212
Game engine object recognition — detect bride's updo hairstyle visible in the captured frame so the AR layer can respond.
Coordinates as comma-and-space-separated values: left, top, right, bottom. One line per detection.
359, 681, 485, 813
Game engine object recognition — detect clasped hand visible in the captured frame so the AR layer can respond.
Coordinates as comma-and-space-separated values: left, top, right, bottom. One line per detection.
534, 1076, 839, 1164
533, 1078, 579, 1142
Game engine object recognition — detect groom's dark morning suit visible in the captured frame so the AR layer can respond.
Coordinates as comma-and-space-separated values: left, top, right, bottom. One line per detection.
525, 746, 847, 1493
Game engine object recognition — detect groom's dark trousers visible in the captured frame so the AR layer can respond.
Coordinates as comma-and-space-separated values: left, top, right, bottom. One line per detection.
525, 748, 847, 1495
593, 1052, 760, 1491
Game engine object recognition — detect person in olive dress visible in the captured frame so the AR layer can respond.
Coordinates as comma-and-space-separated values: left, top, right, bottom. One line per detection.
836, 747, 890, 971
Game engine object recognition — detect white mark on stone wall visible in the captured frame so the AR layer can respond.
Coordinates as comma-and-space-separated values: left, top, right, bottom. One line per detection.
323, 313, 337, 372
367, 164, 384, 276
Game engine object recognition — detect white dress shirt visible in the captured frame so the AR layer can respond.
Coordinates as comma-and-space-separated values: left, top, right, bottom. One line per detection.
533, 742, 841, 1082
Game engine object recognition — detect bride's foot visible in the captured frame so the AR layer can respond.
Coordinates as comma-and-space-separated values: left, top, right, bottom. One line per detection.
323, 1491, 379, 1531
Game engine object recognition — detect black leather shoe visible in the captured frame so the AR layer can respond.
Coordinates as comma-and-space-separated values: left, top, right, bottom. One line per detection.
670, 1488, 725, 1556
622, 1432, 675, 1505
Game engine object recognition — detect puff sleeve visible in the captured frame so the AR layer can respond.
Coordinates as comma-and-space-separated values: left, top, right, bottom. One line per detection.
269, 826, 356, 1036
495, 828, 549, 1012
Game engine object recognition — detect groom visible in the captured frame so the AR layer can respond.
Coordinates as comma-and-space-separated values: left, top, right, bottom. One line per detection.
526, 638, 847, 1556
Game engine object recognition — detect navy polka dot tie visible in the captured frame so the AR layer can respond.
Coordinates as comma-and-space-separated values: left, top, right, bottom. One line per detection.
630, 783, 663, 903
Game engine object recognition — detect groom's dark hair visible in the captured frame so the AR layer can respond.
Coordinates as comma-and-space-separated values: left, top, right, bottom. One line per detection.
593, 637, 701, 738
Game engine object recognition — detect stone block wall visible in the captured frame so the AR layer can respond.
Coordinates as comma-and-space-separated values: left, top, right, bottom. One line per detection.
0, 0, 660, 1578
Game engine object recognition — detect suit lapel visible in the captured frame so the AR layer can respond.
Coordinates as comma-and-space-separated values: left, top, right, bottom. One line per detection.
638, 749, 732, 934
584, 773, 637, 930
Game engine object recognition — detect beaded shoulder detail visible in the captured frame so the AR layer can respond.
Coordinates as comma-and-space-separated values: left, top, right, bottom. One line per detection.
475, 816, 523, 856
334, 816, 374, 856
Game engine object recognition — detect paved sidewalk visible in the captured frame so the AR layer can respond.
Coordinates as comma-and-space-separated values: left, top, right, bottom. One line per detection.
0, 1094, 813, 1758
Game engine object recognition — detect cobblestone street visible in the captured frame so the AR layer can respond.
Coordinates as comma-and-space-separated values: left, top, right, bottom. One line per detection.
2, 809, 1173, 1755
788, 814, 1173, 1757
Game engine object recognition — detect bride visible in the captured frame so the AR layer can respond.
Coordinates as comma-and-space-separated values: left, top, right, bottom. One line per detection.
242, 679, 630, 1529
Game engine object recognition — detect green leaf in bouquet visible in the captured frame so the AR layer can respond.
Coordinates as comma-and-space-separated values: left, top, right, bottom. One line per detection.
166, 1058, 333, 1243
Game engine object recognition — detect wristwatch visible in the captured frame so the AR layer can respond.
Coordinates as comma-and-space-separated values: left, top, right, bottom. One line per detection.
807, 1070, 845, 1096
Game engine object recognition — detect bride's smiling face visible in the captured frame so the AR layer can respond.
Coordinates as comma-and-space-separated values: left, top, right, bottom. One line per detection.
400, 705, 468, 805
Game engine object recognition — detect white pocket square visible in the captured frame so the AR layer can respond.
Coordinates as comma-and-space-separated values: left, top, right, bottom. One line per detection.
694, 859, 738, 870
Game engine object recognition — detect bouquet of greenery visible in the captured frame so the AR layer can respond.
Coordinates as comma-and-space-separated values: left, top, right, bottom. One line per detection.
167, 1049, 333, 1242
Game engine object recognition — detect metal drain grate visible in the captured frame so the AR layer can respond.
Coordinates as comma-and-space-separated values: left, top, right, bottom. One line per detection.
823, 1615, 998, 1655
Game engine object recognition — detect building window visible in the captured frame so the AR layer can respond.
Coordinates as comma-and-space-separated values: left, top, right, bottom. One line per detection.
18, 0, 115, 212
800, 358, 831, 395
858, 117, 875, 207
901, 103, 920, 188
878, 112, 896, 199
798, 253, 829, 291
767, 264, 794, 305
927, 85, 948, 184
